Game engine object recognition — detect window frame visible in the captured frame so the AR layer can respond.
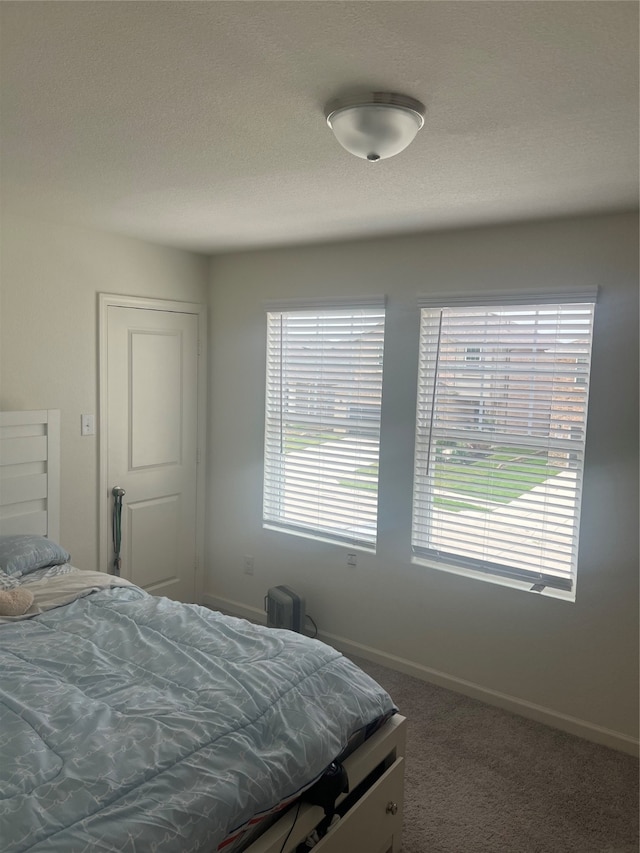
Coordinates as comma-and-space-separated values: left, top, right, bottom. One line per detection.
262, 297, 386, 551
410, 289, 597, 599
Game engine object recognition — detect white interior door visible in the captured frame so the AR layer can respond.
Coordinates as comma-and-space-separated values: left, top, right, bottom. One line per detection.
105, 304, 201, 602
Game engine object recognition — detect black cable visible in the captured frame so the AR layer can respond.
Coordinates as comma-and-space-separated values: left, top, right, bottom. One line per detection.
305, 613, 318, 639
278, 799, 302, 853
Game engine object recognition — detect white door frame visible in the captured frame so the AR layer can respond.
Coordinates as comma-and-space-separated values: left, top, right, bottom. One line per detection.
98, 293, 207, 603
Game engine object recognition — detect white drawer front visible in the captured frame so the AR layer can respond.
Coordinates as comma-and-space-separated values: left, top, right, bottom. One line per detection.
313, 756, 405, 853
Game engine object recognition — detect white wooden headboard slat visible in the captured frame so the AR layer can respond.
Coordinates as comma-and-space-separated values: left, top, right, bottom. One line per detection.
2, 436, 48, 465
0, 410, 61, 542
1, 409, 51, 426
0, 473, 48, 507
0, 511, 48, 537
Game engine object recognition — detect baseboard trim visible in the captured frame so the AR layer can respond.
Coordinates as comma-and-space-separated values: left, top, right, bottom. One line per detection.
203, 594, 267, 624
202, 593, 639, 757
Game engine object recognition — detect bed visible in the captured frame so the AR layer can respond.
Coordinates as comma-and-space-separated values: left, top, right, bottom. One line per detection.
0, 411, 406, 853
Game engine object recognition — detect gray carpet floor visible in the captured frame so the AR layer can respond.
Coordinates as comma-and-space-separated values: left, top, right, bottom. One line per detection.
350, 656, 639, 853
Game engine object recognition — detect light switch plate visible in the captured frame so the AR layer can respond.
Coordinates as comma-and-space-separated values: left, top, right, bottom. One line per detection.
81, 414, 95, 436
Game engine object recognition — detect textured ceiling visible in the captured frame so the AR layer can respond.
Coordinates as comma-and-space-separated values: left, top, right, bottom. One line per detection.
1, 1, 638, 252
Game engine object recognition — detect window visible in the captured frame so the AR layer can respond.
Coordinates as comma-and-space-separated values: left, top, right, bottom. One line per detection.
411, 292, 596, 595
263, 301, 385, 549
464, 346, 481, 363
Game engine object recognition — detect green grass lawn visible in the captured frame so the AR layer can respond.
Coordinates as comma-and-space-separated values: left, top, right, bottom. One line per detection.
283, 428, 341, 453
338, 465, 378, 491
435, 450, 558, 505
339, 446, 560, 511
282, 429, 561, 513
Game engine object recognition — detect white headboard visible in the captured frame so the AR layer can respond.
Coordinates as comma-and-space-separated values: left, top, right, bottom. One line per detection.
0, 410, 61, 541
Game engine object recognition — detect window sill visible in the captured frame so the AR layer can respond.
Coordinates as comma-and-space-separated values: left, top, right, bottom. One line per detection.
263, 523, 377, 555
411, 555, 576, 602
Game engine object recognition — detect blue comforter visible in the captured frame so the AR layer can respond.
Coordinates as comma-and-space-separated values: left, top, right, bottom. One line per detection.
0, 584, 394, 852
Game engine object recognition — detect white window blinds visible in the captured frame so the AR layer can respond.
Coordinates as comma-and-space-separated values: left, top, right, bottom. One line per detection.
264, 303, 385, 548
412, 297, 596, 592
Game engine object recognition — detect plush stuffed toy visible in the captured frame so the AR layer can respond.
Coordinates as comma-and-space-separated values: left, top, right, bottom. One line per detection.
0, 587, 34, 616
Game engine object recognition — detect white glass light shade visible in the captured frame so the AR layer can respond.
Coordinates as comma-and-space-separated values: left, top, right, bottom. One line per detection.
326, 96, 425, 161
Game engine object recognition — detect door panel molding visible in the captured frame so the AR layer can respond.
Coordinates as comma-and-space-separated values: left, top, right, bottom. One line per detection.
130, 328, 184, 469
98, 293, 207, 603
128, 493, 181, 590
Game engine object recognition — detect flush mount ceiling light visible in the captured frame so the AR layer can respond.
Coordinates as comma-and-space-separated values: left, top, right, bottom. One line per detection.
325, 92, 425, 162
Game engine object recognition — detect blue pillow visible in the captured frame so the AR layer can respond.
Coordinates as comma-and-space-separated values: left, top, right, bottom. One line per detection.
0, 535, 71, 578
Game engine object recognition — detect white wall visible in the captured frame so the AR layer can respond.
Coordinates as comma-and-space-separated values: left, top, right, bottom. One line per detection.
206, 212, 639, 749
2, 209, 636, 748
0, 211, 209, 571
